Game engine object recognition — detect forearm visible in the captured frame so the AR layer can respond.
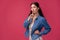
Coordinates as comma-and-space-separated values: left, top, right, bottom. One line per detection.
24, 18, 33, 28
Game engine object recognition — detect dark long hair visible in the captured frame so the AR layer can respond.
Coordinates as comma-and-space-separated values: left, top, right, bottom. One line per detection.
28, 2, 44, 17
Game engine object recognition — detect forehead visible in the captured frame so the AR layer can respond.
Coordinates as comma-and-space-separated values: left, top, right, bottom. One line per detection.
31, 4, 37, 7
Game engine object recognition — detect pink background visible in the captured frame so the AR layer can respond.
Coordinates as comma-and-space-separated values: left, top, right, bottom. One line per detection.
0, 0, 60, 40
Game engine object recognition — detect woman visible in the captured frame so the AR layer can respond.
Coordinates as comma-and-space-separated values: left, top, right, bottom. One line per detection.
24, 2, 51, 40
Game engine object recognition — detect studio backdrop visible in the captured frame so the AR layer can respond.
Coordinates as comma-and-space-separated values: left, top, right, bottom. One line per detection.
0, 0, 60, 40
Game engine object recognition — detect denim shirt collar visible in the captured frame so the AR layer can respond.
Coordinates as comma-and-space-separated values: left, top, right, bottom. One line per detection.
35, 15, 40, 20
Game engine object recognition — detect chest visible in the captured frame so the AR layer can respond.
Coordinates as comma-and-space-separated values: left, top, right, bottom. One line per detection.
29, 19, 41, 31
29, 21, 34, 30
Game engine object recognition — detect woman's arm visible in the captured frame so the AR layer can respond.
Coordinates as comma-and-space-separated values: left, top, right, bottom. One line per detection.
39, 18, 51, 36
24, 17, 33, 29
24, 14, 34, 29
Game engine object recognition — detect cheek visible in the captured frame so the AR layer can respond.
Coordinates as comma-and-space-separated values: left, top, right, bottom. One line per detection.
34, 8, 38, 11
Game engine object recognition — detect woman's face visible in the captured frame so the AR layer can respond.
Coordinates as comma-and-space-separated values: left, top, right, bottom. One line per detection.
30, 4, 39, 14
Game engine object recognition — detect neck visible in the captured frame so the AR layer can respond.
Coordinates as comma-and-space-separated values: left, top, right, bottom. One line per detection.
34, 12, 39, 17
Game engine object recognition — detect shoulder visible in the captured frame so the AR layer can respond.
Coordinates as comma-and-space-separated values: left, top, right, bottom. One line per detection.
38, 16, 46, 21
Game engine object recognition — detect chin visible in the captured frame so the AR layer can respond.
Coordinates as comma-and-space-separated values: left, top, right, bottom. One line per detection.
32, 11, 37, 14
32, 12, 36, 13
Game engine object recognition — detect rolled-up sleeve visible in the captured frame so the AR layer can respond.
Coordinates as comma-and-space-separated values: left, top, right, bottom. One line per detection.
39, 18, 51, 36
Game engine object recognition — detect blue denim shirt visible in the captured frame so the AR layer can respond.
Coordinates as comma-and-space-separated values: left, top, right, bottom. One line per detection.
24, 15, 51, 40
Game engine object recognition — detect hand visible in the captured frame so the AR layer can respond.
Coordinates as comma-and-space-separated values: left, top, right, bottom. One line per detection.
34, 30, 40, 35
27, 14, 34, 21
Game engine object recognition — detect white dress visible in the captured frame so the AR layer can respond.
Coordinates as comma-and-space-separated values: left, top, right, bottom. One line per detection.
29, 21, 43, 40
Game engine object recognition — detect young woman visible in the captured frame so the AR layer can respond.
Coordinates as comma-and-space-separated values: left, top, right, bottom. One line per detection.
24, 2, 51, 40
